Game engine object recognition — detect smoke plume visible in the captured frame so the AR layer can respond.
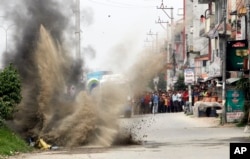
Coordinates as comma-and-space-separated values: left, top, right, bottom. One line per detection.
2, 0, 98, 147
2, 0, 167, 147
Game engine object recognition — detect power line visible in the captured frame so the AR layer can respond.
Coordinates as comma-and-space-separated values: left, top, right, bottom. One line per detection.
88, 0, 155, 9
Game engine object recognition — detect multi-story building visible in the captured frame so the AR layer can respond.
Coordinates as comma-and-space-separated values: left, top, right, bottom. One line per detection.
185, 0, 209, 81
166, 0, 249, 89
196, 0, 249, 81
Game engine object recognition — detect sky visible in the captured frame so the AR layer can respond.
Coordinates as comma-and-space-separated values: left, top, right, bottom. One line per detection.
0, 0, 183, 71
81, 0, 183, 72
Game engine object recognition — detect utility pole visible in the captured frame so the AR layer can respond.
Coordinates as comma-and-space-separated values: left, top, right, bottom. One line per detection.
157, 0, 174, 90
172, 50, 176, 76
186, 34, 193, 114
147, 29, 158, 54
0, 24, 15, 53
144, 37, 154, 53
247, 1, 250, 91
221, 0, 227, 125
246, 1, 250, 125
75, 0, 81, 60
155, 17, 170, 90
155, 16, 169, 32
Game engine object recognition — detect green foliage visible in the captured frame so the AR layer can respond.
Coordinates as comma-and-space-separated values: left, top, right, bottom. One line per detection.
0, 125, 32, 157
173, 75, 187, 91
157, 73, 166, 91
0, 64, 22, 120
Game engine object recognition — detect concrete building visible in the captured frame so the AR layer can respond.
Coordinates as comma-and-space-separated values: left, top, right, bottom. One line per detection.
181, 0, 247, 81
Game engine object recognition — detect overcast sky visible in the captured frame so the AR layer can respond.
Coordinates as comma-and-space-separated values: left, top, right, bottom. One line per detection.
0, 0, 183, 71
81, 0, 183, 71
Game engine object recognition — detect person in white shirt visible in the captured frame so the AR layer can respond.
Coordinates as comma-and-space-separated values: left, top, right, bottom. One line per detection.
172, 91, 178, 112
177, 91, 183, 112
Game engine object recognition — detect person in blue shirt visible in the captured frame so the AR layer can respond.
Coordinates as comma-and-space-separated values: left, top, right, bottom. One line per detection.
152, 92, 159, 114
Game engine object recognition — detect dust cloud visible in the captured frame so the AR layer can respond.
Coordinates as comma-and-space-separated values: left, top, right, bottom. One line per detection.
10, 25, 95, 147
2, 0, 167, 148
10, 25, 165, 147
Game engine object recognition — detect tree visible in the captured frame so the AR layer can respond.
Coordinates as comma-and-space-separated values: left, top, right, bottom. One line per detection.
0, 64, 22, 121
173, 75, 187, 91
157, 73, 166, 91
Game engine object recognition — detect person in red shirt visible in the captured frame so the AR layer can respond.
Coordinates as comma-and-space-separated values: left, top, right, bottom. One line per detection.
182, 88, 189, 112
144, 92, 152, 114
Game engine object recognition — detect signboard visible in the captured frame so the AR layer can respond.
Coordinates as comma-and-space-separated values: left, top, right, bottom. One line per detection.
236, 32, 242, 40
226, 40, 248, 71
184, 68, 194, 84
226, 112, 244, 123
226, 90, 244, 122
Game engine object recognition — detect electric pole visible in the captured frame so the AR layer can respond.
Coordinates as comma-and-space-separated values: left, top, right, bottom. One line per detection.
157, 0, 174, 90
147, 29, 158, 54
75, 0, 81, 60
155, 16, 169, 32
247, 1, 250, 89
221, 0, 228, 125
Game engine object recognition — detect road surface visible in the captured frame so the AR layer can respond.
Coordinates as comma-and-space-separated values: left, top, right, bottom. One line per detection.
9, 113, 250, 159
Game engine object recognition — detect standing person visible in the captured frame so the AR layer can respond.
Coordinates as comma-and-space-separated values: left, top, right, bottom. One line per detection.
140, 95, 145, 114
172, 91, 178, 112
182, 88, 189, 113
152, 92, 159, 114
158, 93, 165, 113
163, 94, 170, 113
177, 91, 183, 112
168, 90, 173, 113
144, 92, 152, 114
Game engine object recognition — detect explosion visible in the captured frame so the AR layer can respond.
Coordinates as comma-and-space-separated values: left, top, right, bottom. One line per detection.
1, 0, 166, 148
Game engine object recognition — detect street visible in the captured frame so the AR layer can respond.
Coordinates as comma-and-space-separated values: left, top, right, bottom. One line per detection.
9, 113, 250, 159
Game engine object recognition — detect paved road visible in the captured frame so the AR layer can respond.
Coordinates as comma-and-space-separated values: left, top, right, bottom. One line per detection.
9, 113, 250, 159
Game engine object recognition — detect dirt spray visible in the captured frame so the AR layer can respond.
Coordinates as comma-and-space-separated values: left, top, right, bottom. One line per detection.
2, 0, 167, 148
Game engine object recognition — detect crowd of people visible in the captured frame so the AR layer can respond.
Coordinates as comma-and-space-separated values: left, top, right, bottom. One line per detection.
134, 80, 220, 115
134, 89, 189, 115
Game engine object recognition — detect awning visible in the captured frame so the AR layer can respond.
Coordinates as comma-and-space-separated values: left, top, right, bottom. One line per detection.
197, 75, 222, 82
195, 54, 209, 61
226, 78, 240, 84
205, 75, 222, 82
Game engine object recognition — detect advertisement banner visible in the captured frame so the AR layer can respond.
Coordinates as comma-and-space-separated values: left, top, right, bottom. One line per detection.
226, 40, 248, 71
184, 68, 194, 84
226, 90, 244, 122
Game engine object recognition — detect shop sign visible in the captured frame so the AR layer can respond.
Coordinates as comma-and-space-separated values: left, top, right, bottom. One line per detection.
226, 40, 248, 71
226, 90, 244, 122
184, 68, 194, 84
226, 112, 244, 122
